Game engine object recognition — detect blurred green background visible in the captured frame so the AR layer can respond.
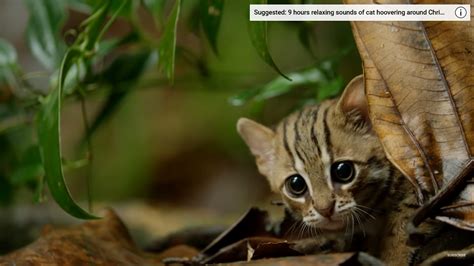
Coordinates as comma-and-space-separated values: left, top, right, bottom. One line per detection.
0, 0, 361, 253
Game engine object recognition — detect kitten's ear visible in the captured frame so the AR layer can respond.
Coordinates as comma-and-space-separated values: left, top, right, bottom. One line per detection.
336, 75, 371, 128
237, 118, 275, 177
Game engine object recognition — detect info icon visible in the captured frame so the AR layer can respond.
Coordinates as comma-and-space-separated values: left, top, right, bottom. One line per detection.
455, 6, 467, 19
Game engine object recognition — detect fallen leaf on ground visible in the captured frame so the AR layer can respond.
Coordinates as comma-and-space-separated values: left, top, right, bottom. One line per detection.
0, 209, 173, 265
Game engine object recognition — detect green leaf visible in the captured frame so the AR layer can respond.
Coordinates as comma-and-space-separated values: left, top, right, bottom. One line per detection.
200, 0, 224, 55
158, 0, 181, 82
230, 67, 325, 106
62, 59, 87, 95
37, 49, 97, 219
25, 0, 67, 69
248, 0, 289, 80
35, 0, 127, 219
228, 87, 260, 106
79, 1, 113, 52
255, 68, 324, 100
108, 0, 137, 18
316, 75, 344, 101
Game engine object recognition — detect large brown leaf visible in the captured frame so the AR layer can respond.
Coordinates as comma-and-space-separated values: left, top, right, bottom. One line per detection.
345, 0, 474, 230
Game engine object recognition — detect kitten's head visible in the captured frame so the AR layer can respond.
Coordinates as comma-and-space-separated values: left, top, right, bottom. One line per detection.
237, 75, 394, 231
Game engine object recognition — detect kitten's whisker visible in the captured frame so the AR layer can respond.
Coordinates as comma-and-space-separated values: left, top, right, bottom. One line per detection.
301, 223, 306, 239
285, 220, 301, 239
354, 206, 376, 220
307, 224, 311, 238
304, 223, 310, 239
352, 209, 366, 238
314, 226, 321, 238
296, 221, 305, 240
354, 204, 372, 211
284, 221, 296, 238
301, 223, 307, 240
350, 213, 355, 244
291, 221, 299, 240
355, 205, 377, 219
297, 221, 305, 240
343, 215, 349, 237
302, 223, 309, 239
309, 225, 314, 238
355, 204, 378, 213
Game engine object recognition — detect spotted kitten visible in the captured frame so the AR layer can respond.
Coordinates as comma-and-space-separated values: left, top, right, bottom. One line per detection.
237, 75, 421, 263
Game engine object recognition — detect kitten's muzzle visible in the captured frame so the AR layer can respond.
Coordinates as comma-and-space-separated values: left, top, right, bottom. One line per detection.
315, 201, 335, 218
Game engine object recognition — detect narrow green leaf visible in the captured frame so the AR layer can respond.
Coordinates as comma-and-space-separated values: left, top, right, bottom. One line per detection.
200, 0, 224, 55
79, 1, 113, 51
248, 0, 289, 80
316, 75, 343, 101
24, 0, 66, 69
228, 87, 260, 106
158, 0, 181, 82
229, 67, 325, 106
37, 49, 97, 219
71, 0, 126, 55
35, 0, 128, 219
255, 68, 324, 101
108, 0, 136, 18
62, 59, 87, 95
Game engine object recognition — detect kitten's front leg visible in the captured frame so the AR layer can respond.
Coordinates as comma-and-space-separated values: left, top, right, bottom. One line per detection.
378, 194, 439, 265
291, 233, 347, 255
378, 206, 415, 265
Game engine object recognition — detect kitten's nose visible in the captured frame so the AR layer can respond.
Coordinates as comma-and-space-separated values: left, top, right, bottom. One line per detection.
315, 201, 335, 218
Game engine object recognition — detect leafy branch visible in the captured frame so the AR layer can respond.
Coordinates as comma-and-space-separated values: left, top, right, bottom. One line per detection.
0, 0, 350, 218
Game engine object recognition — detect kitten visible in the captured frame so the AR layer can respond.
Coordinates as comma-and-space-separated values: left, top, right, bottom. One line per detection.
237, 75, 421, 264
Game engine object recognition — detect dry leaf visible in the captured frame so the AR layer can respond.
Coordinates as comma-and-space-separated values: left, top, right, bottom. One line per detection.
420, 246, 474, 266
200, 208, 273, 257
212, 253, 383, 266
202, 237, 302, 264
345, 0, 474, 230
0, 209, 174, 265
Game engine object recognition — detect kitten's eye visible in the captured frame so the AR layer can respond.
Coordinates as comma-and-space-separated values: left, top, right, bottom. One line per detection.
285, 174, 307, 197
331, 161, 355, 183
